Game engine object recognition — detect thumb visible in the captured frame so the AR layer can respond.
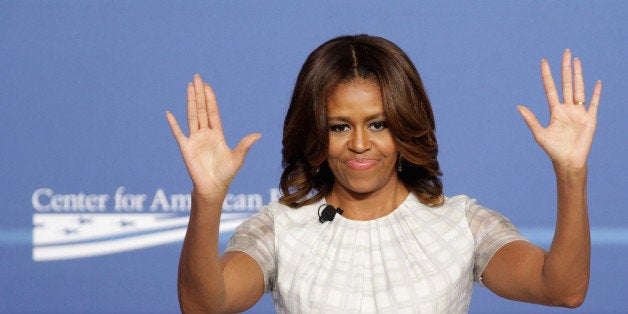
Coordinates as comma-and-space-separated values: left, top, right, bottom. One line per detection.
233, 133, 262, 162
517, 105, 543, 139
166, 111, 187, 144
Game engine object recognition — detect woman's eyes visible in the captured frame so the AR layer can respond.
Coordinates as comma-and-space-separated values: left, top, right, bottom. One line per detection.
369, 121, 387, 130
330, 124, 350, 132
329, 121, 387, 132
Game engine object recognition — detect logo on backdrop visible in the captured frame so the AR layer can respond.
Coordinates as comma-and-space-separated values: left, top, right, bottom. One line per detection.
31, 186, 280, 262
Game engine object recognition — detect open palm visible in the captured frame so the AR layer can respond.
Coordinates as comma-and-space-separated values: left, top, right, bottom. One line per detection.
166, 74, 261, 197
517, 50, 602, 169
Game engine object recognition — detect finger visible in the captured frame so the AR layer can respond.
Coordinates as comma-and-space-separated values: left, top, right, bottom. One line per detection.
573, 57, 586, 104
166, 111, 187, 144
187, 83, 198, 134
561, 49, 573, 104
193, 74, 209, 129
588, 80, 602, 116
204, 83, 224, 134
541, 59, 561, 109
232, 133, 262, 164
517, 105, 544, 141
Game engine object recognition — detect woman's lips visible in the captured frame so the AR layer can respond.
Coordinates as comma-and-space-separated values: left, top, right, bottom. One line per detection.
345, 158, 378, 170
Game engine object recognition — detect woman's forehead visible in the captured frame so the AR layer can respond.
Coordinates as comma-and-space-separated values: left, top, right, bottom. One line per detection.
326, 79, 384, 118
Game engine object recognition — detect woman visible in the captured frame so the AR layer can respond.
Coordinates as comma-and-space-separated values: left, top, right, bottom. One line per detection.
166, 35, 601, 313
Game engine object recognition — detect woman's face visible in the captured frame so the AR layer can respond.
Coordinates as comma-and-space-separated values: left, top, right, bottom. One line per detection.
326, 78, 401, 196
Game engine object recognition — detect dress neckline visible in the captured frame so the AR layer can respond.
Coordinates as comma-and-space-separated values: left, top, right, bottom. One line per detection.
322, 192, 417, 224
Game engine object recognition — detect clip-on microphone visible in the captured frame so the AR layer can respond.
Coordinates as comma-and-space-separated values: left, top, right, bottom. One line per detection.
318, 204, 343, 223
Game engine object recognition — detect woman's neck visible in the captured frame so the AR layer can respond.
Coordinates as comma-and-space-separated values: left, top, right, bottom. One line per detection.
326, 182, 410, 221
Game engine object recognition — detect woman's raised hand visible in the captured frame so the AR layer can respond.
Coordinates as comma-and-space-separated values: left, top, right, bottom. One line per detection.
166, 74, 261, 197
517, 49, 602, 170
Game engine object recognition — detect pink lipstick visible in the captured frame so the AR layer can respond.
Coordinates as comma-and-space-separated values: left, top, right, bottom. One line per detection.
345, 158, 377, 170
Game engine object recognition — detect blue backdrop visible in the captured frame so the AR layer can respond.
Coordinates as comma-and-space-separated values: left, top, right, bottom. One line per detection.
2, 1, 627, 313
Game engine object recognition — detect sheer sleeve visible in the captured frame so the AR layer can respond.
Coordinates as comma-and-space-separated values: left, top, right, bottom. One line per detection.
465, 198, 529, 286
225, 205, 277, 292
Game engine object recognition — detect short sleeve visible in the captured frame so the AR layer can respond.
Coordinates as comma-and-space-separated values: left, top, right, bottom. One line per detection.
225, 205, 276, 292
465, 199, 529, 286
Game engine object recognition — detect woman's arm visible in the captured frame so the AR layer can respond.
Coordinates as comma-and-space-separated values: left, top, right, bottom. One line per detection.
482, 49, 602, 307
167, 74, 264, 312
178, 192, 265, 313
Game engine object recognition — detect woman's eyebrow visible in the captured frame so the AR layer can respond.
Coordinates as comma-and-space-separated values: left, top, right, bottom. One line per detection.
327, 113, 385, 121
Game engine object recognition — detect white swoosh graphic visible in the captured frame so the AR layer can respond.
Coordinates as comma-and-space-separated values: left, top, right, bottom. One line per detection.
33, 215, 247, 261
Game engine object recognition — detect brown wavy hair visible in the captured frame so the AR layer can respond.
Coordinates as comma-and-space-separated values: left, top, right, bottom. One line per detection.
280, 34, 443, 208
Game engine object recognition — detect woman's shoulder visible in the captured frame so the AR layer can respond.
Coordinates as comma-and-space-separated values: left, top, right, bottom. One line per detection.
440, 194, 513, 226
443, 194, 474, 205
261, 199, 325, 224
263, 199, 322, 212
413, 194, 493, 221
410, 194, 476, 212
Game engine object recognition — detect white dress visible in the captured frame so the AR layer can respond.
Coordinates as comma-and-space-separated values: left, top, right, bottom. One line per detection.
226, 193, 527, 313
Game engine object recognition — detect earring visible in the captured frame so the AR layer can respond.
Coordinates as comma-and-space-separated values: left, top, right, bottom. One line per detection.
397, 156, 403, 172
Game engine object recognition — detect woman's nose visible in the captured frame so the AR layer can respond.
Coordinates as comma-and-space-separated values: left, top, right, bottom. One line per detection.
348, 128, 371, 153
